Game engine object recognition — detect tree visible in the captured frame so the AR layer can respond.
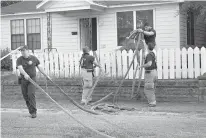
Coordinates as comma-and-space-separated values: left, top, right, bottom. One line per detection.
1, 1, 21, 7
179, 1, 206, 23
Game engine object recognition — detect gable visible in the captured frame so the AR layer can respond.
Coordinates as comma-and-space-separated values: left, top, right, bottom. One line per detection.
39, 0, 91, 11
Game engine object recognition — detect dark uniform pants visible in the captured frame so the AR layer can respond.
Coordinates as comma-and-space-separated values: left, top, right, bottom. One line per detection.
21, 77, 37, 114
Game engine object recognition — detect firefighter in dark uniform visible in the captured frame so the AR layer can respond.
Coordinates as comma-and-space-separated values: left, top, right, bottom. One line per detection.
137, 22, 156, 51
16, 46, 50, 118
79, 47, 102, 105
137, 22, 157, 107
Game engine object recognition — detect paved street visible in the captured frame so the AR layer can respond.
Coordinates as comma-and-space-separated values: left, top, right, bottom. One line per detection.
1, 102, 206, 138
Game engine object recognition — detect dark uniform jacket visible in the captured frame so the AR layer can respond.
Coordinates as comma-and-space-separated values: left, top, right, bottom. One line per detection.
80, 53, 95, 70
16, 55, 40, 78
144, 29, 156, 45
145, 52, 157, 71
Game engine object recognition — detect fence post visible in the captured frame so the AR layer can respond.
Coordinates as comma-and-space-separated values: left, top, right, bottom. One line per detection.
116, 51, 122, 77
169, 49, 175, 79
175, 48, 181, 79
122, 50, 127, 79
64, 53, 69, 78
157, 48, 162, 79
182, 48, 187, 78
128, 49, 133, 79
194, 47, 200, 78
188, 47, 194, 78
163, 49, 169, 79
201, 47, 206, 75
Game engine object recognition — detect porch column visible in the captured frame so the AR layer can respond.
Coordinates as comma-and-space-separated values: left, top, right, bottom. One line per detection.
47, 12, 52, 49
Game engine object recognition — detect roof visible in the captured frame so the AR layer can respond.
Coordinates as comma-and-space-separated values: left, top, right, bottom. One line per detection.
1, 1, 44, 15
93, 1, 176, 6
1, 0, 181, 16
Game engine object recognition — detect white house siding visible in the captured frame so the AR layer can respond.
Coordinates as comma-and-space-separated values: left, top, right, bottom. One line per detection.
50, 3, 180, 53
0, 13, 47, 52
51, 11, 92, 53
100, 3, 181, 50
51, 10, 116, 53
1, 17, 10, 50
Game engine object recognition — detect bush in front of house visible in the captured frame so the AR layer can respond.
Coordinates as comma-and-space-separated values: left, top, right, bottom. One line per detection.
1, 48, 12, 71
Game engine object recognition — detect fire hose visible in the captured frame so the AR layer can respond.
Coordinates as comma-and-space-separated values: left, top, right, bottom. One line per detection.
0, 46, 23, 61
44, 75, 99, 115
91, 33, 144, 106
27, 77, 115, 138
43, 76, 138, 138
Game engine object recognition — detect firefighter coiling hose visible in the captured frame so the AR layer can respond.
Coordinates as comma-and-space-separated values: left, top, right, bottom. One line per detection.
91, 32, 145, 106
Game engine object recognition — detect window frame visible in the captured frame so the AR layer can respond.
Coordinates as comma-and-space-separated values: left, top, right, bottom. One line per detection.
10, 18, 42, 50
116, 9, 155, 46
187, 10, 195, 45
116, 11, 134, 47
10, 19, 25, 50
26, 18, 41, 50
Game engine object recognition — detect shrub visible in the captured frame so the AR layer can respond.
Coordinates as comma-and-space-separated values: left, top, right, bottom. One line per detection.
1, 48, 12, 71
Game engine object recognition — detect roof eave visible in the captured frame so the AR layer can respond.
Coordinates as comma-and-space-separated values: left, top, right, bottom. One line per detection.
45, 6, 91, 12
1, 11, 46, 17
85, 0, 108, 8
108, 1, 181, 8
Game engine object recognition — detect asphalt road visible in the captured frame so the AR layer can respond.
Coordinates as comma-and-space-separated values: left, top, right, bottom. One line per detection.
1, 107, 206, 138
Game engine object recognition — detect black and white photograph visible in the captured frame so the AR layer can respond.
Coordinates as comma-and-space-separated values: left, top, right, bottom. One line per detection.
1, 0, 206, 137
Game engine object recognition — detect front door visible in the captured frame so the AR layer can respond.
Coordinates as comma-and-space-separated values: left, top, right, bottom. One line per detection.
79, 18, 97, 51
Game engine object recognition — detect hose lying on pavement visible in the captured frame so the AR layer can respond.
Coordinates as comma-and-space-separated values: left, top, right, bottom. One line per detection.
28, 77, 115, 138
45, 76, 99, 115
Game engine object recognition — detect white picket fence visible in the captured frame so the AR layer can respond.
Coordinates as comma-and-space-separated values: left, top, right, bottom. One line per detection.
12, 47, 206, 79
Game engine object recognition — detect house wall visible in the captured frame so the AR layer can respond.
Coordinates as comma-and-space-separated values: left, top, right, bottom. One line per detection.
1, 3, 181, 52
1, 17, 10, 50
0, 13, 47, 52
50, 3, 180, 53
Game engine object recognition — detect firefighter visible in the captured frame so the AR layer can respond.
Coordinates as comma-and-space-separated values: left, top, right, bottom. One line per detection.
80, 47, 102, 105
136, 22, 156, 51
16, 45, 50, 118
139, 43, 157, 107
137, 22, 157, 107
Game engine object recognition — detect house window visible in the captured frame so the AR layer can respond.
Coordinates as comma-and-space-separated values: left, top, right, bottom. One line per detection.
10, 20, 25, 50
136, 10, 153, 28
187, 11, 194, 45
117, 10, 153, 46
117, 11, 133, 46
26, 18, 41, 50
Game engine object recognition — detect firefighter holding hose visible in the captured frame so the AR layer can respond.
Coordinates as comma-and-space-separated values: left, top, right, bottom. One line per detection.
16, 45, 51, 118
137, 22, 157, 107
79, 47, 102, 105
